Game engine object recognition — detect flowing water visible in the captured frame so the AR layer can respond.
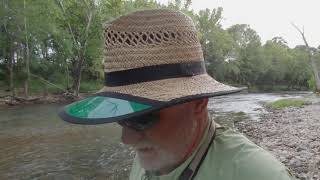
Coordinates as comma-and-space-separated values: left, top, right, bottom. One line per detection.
0, 92, 317, 180
209, 91, 319, 127
0, 104, 129, 180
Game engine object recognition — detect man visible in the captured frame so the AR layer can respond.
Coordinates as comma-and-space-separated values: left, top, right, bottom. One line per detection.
59, 9, 295, 180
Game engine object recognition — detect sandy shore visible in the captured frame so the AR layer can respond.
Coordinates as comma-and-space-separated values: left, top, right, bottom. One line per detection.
235, 103, 320, 180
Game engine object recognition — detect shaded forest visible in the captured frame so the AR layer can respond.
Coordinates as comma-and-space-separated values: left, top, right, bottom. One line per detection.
1, 0, 320, 98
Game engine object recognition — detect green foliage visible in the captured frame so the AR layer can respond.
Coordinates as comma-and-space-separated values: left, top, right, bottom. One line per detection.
79, 80, 103, 93
194, 8, 235, 81
1, 0, 319, 97
267, 99, 307, 109
226, 24, 264, 86
227, 24, 261, 48
308, 76, 316, 91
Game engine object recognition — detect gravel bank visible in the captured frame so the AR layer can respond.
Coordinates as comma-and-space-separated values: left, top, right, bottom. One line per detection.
235, 103, 320, 180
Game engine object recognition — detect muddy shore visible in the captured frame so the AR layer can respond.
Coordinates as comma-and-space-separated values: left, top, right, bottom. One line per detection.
235, 103, 320, 180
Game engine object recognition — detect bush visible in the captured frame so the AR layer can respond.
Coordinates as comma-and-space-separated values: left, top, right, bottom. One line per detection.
79, 80, 103, 93
308, 76, 316, 91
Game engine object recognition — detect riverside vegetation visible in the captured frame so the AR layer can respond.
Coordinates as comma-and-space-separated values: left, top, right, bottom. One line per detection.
267, 99, 309, 109
1, 0, 320, 102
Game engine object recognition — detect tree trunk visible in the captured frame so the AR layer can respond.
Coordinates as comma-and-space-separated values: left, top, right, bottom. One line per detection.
55, 0, 94, 97
24, 0, 30, 97
23, 78, 28, 97
4, 18, 15, 97
9, 41, 15, 97
72, 5, 93, 96
65, 63, 70, 91
43, 84, 48, 97
72, 55, 85, 97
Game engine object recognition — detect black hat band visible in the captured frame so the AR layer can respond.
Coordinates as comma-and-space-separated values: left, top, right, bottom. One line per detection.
105, 61, 206, 87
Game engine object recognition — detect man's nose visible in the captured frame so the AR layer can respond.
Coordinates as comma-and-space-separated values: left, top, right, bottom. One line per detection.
121, 126, 144, 145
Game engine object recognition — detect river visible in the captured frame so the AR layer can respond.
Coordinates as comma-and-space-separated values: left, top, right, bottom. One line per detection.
0, 92, 317, 180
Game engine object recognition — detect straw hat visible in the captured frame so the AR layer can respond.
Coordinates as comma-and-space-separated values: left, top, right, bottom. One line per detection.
58, 9, 242, 124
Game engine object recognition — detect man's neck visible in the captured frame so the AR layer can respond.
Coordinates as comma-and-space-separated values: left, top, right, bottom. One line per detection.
156, 114, 209, 175
183, 114, 209, 160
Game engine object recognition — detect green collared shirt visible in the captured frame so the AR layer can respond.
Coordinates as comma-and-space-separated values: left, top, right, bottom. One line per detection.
129, 126, 296, 180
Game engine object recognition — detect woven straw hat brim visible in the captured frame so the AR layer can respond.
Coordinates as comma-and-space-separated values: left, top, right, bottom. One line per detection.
58, 73, 243, 125
58, 74, 243, 125
99, 74, 241, 102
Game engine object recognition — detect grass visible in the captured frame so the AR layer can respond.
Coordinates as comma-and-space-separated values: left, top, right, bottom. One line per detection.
267, 99, 308, 109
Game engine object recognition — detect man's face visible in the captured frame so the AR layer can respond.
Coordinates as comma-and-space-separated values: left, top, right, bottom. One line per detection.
121, 100, 202, 171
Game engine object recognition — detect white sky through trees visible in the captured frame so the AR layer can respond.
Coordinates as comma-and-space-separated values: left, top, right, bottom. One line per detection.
157, 0, 320, 48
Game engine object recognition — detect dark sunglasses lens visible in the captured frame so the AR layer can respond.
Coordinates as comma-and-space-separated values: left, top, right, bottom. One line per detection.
119, 112, 160, 131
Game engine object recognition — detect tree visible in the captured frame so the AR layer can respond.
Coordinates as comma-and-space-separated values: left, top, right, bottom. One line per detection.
0, 0, 65, 96
262, 39, 291, 87
292, 23, 320, 92
23, 0, 30, 97
227, 24, 263, 86
288, 46, 312, 89
227, 24, 261, 48
55, 0, 100, 96
168, 0, 192, 10
194, 8, 234, 81
1, 0, 317, 96
0, 0, 27, 96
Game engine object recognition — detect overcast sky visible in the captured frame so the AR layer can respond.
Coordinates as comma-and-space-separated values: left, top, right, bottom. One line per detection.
156, 0, 320, 48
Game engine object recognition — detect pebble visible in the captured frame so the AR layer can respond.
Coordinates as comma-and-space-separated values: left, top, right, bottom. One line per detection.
235, 104, 320, 180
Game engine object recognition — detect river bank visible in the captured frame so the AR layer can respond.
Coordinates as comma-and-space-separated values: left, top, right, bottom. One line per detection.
0, 93, 80, 106
235, 103, 320, 180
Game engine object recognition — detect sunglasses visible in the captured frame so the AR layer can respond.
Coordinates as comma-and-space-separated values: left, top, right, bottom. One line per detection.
118, 112, 160, 131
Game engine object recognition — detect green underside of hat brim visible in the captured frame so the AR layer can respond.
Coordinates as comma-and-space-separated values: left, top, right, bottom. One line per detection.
58, 88, 246, 125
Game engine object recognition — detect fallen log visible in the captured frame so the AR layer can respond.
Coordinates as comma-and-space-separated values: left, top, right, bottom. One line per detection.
14, 96, 40, 102
0, 95, 41, 106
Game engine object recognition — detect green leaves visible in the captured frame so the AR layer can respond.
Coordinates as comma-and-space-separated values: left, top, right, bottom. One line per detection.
194, 7, 316, 90
1, 0, 318, 94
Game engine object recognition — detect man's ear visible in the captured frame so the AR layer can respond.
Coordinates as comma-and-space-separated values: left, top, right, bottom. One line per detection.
192, 98, 208, 113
